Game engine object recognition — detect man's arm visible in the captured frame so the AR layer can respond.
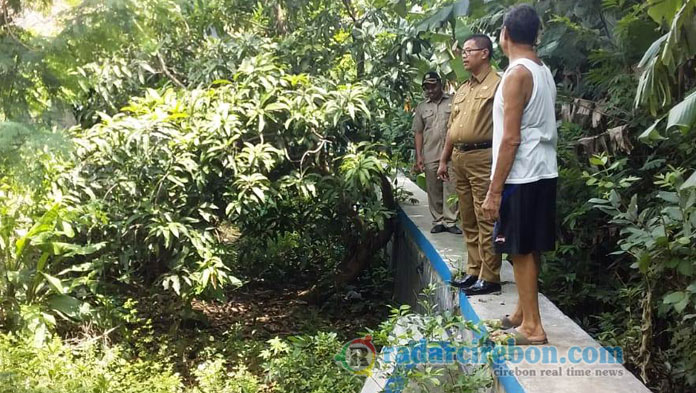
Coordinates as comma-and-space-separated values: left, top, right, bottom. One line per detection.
437, 125, 454, 181
413, 108, 425, 172
481, 66, 533, 220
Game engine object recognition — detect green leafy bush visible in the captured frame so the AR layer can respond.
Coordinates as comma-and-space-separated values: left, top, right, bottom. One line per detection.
261, 332, 362, 393
0, 332, 183, 393
0, 330, 266, 393
192, 358, 260, 393
0, 123, 103, 338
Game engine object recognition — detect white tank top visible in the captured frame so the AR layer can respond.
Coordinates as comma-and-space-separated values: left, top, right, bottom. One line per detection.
491, 58, 558, 184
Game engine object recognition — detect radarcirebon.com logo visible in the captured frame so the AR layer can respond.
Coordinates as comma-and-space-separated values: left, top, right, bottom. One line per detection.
334, 335, 377, 376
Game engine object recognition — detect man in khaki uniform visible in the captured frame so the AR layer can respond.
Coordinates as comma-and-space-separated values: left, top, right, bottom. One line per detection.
413, 72, 461, 234
438, 35, 502, 295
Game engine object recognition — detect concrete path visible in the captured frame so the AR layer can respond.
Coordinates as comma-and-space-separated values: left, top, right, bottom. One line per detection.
393, 174, 651, 393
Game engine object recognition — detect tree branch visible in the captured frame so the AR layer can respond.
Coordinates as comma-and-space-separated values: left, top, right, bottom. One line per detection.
157, 52, 186, 89
341, 0, 359, 24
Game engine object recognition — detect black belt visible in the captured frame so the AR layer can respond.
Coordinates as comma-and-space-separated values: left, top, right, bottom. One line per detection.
453, 141, 492, 152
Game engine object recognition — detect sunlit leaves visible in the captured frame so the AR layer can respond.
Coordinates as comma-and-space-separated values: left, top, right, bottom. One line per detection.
227, 173, 272, 217
2, 2, 410, 318
322, 84, 371, 126
646, 0, 684, 26
337, 143, 394, 232
340, 145, 385, 189
65, 46, 400, 302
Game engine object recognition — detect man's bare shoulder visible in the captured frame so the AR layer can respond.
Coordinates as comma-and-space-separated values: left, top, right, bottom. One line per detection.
502, 65, 532, 92
506, 64, 532, 81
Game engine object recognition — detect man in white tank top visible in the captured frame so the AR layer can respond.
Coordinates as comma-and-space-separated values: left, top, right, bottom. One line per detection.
481, 4, 558, 345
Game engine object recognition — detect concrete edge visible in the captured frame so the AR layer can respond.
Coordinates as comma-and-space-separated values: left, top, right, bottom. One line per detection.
390, 207, 526, 393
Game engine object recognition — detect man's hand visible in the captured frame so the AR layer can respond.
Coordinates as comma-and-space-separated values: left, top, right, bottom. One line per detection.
413, 156, 425, 173
437, 162, 449, 181
482, 190, 502, 221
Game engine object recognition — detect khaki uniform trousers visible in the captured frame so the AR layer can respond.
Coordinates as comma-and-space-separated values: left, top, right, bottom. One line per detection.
452, 148, 501, 283
424, 161, 459, 227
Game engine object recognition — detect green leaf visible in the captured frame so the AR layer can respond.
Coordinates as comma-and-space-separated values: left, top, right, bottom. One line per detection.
41, 273, 66, 295
61, 222, 75, 238
46, 295, 84, 320
674, 296, 690, 313
251, 186, 265, 201
681, 170, 696, 190
201, 268, 210, 288
163, 229, 171, 248
168, 275, 181, 295
635, 34, 668, 113
677, 260, 694, 276
451, 0, 471, 18
449, 57, 468, 80
658, 191, 679, 203
589, 155, 608, 166
454, 20, 473, 45
677, 236, 692, 245
666, 90, 696, 133
417, 5, 453, 32
15, 204, 60, 258
646, 0, 683, 25
393, 0, 407, 17
609, 189, 621, 207
229, 275, 243, 287
638, 117, 667, 144
687, 282, 696, 293
64, 242, 106, 257
211, 79, 232, 86
637, 252, 651, 274
664, 291, 686, 304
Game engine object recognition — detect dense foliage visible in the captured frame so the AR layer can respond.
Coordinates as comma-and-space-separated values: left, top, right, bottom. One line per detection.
523, 2, 696, 390
1, 0, 696, 392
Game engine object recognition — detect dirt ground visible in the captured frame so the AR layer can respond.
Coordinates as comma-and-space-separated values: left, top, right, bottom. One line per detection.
190, 283, 392, 340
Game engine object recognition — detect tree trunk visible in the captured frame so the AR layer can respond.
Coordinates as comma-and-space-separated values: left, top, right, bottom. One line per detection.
355, 30, 365, 78
303, 174, 396, 304
274, 1, 288, 35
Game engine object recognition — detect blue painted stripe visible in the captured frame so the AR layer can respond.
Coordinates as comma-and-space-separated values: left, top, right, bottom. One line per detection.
389, 206, 526, 393
458, 291, 482, 325
397, 208, 452, 282
496, 365, 527, 393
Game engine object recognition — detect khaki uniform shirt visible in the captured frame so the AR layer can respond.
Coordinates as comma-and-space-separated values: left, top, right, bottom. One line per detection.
448, 68, 501, 144
413, 94, 452, 163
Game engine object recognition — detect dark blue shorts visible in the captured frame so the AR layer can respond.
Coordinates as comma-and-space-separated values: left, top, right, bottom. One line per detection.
493, 178, 557, 255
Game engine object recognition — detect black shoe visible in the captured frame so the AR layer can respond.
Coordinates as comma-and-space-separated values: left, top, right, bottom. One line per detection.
447, 225, 463, 234
450, 274, 478, 288
463, 280, 501, 296
430, 224, 447, 233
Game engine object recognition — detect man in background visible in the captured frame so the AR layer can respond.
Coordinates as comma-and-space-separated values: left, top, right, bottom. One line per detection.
439, 35, 502, 295
413, 71, 461, 234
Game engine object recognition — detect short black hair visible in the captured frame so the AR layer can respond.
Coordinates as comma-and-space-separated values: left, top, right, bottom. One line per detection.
464, 34, 493, 62
502, 4, 540, 46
